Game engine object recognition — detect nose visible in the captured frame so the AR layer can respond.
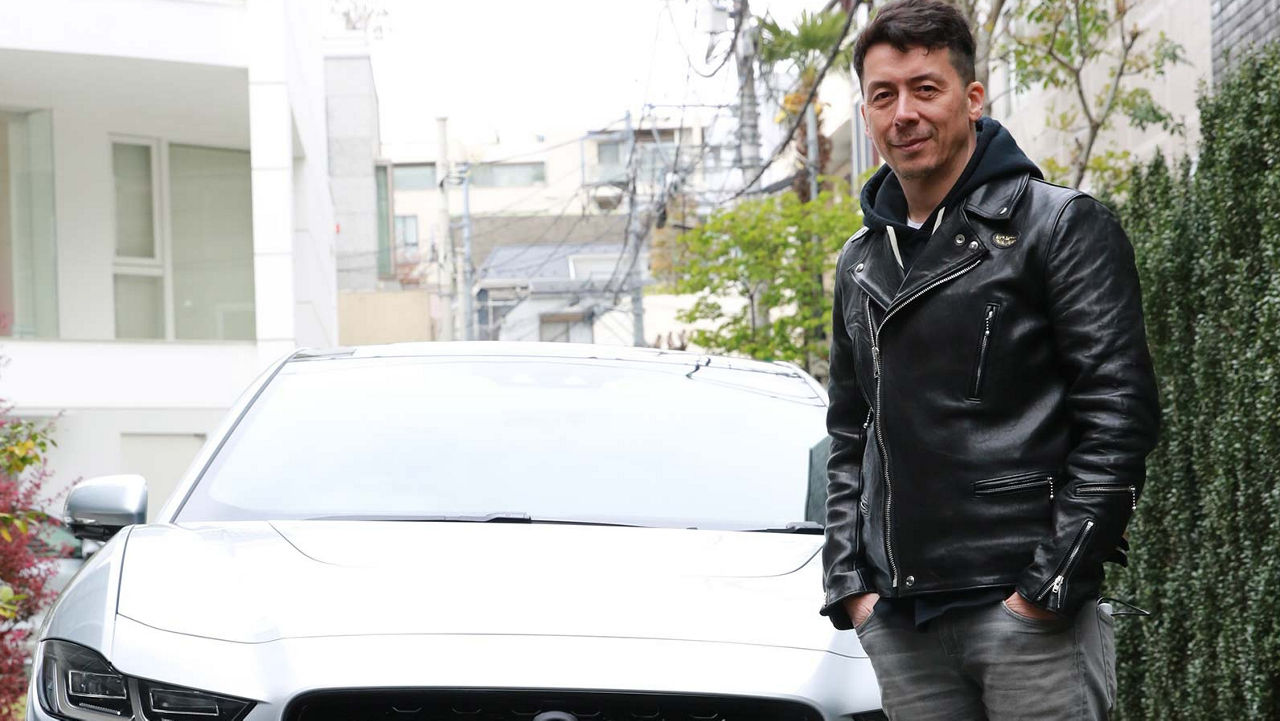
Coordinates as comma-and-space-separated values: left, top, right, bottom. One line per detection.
893, 93, 921, 125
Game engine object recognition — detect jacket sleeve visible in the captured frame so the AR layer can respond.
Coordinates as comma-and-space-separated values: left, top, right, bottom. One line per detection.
1015, 196, 1161, 615
820, 254, 874, 630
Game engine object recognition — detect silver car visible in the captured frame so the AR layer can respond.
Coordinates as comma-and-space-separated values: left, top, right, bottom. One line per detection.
29, 343, 884, 720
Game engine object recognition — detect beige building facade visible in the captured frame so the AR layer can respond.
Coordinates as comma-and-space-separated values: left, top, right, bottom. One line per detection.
990, 0, 1213, 189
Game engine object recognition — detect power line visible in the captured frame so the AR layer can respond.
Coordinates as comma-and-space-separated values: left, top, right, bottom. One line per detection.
474, 189, 591, 279
725, 2, 859, 203
664, 0, 742, 79
467, 113, 628, 167
469, 135, 586, 167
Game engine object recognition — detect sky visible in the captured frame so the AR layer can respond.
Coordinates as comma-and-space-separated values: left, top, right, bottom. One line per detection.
368, 0, 817, 159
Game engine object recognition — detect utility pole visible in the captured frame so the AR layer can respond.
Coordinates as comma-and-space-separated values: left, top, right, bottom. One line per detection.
805, 103, 825, 374
734, 0, 761, 191
436, 117, 457, 341
805, 104, 821, 201
734, 0, 768, 339
458, 162, 476, 341
622, 111, 647, 346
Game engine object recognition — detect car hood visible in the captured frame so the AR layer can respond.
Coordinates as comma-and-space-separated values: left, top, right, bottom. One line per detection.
116, 521, 834, 650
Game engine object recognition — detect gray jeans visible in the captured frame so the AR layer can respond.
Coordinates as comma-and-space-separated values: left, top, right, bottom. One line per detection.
855, 599, 1116, 720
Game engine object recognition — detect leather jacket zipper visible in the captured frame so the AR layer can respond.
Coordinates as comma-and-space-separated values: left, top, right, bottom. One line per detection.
1076, 483, 1138, 510
967, 303, 1000, 400
1036, 518, 1095, 611
864, 256, 985, 588
973, 471, 1055, 497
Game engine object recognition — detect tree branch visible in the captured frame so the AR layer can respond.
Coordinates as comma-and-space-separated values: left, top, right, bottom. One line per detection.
1073, 3, 1139, 186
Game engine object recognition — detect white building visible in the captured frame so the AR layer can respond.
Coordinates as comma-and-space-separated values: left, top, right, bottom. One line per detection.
0, 0, 368, 515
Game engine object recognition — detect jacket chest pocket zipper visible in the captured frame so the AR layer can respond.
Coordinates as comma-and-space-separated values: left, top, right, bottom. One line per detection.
1035, 519, 1096, 612
967, 303, 1001, 401
1075, 483, 1138, 510
973, 471, 1056, 499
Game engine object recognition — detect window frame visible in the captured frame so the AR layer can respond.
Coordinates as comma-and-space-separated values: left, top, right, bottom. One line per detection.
110, 136, 253, 341
111, 136, 174, 339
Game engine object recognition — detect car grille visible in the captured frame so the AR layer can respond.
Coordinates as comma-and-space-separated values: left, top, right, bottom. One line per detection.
285, 690, 823, 721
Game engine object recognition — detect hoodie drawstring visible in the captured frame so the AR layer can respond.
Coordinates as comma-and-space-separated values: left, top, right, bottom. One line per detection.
887, 226, 904, 270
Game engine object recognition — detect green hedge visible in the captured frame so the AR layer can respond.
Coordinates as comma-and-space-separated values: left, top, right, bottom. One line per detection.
1109, 42, 1280, 720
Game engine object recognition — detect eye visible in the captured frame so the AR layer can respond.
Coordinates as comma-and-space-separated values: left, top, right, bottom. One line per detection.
917, 84, 940, 96
872, 91, 893, 104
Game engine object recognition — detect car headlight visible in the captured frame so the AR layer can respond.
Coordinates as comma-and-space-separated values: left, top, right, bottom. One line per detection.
38, 640, 253, 721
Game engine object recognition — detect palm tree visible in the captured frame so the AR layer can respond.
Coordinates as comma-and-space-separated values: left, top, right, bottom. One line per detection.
758, 8, 855, 203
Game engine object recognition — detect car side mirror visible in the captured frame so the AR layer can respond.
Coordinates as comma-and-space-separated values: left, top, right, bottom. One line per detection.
65, 475, 148, 541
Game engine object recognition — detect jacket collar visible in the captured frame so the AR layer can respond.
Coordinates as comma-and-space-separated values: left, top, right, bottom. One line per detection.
850, 226, 903, 312
963, 172, 1031, 221
851, 173, 1027, 313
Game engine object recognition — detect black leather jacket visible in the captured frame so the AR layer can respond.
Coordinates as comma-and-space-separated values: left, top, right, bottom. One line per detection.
821, 172, 1160, 630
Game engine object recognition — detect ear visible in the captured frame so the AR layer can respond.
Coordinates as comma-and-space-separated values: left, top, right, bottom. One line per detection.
860, 102, 871, 138
967, 81, 986, 122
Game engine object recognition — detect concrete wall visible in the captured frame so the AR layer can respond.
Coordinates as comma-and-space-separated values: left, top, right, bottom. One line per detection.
337, 289, 434, 345
327, 54, 382, 292
283, 0, 339, 349
1212, 0, 1280, 80
0, 0, 249, 68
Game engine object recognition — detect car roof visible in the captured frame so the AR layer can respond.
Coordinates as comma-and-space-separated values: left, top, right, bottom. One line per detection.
290, 342, 811, 380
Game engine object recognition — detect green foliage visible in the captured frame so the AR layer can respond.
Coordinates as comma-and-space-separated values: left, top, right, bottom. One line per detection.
1107, 42, 1280, 720
1005, 0, 1185, 189
758, 9, 854, 80
669, 181, 860, 370
0, 414, 55, 621
1, 419, 54, 477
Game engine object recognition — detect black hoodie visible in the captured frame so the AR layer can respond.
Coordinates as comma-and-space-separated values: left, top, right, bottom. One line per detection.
859, 117, 1042, 273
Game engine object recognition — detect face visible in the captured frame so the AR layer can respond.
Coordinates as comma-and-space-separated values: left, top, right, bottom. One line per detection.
860, 43, 984, 186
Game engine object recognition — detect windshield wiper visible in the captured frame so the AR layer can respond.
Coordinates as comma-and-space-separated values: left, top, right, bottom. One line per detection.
745, 521, 824, 534
306, 512, 531, 523
305, 512, 645, 527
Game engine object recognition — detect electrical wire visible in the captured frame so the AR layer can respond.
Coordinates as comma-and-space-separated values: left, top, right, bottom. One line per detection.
664, 0, 742, 79
473, 189, 592, 279
725, 2, 859, 202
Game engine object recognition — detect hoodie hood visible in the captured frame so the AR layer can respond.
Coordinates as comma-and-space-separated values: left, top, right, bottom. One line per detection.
860, 117, 1042, 235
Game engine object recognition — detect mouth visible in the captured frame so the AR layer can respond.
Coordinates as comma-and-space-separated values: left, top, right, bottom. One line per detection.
893, 137, 929, 153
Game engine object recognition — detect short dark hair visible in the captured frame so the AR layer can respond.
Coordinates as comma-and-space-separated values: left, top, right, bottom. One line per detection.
853, 0, 977, 86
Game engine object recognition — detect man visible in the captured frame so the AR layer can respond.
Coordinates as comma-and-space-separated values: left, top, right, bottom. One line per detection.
821, 0, 1159, 718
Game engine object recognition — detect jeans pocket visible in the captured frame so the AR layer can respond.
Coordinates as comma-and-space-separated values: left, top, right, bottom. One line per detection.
853, 606, 878, 634
999, 600, 1070, 632
1097, 602, 1117, 708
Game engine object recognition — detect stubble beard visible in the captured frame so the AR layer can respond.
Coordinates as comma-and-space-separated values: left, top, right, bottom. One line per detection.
893, 155, 942, 183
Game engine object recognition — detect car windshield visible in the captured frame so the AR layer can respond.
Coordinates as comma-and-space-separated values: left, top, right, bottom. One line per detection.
176, 354, 828, 530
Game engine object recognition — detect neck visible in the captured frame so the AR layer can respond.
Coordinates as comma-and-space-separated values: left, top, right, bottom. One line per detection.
900, 132, 977, 225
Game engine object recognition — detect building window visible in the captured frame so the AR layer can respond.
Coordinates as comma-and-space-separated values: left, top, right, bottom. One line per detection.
394, 215, 418, 248
111, 139, 255, 341
393, 163, 436, 191
538, 311, 590, 343
375, 164, 392, 278
469, 162, 546, 188
595, 130, 693, 187
0, 109, 58, 338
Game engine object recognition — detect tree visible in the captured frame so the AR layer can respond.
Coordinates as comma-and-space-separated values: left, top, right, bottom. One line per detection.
0, 409, 59, 714
668, 181, 860, 375
952, 0, 1011, 93
758, 7, 856, 202
1003, 0, 1185, 189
